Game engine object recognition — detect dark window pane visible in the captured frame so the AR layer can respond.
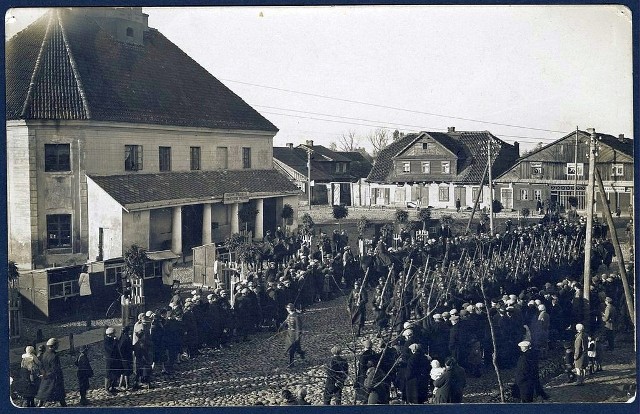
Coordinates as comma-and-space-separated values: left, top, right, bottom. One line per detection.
44, 144, 71, 172
159, 147, 171, 172
242, 147, 251, 169
191, 147, 201, 170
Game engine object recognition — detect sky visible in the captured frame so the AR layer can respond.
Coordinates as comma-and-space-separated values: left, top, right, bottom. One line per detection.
5, 5, 634, 154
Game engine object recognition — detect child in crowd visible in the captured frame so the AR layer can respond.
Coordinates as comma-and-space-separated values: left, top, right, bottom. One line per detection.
587, 335, 602, 374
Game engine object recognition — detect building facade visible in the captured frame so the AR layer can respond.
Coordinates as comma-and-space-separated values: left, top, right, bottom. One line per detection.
366, 129, 520, 209
495, 129, 633, 213
6, 7, 300, 273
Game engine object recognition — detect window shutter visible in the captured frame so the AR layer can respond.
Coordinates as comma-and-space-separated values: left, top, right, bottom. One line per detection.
139, 146, 143, 170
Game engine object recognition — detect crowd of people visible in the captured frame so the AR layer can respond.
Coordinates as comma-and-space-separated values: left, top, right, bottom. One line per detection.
11, 212, 633, 406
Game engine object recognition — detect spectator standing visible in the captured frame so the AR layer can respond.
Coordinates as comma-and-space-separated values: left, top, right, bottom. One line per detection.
104, 327, 121, 394
283, 303, 305, 367
13, 346, 40, 407
323, 346, 348, 405
75, 346, 93, 406
433, 357, 466, 404
573, 323, 588, 385
35, 338, 67, 407
602, 297, 617, 350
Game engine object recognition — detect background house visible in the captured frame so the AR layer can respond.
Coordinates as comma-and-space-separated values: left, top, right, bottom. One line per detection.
495, 130, 633, 213
366, 128, 519, 209
273, 141, 370, 206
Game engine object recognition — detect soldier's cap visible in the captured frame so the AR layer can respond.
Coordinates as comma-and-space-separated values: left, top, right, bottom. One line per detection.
331, 346, 342, 355
459, 309, 469, 317
363, 339, 372, 348
145, 310, 154, 318
466, 305, 474, 313
605, 297, 613, 303
286, 303, 295, 310
46, 337, 59, 347
528, 300, 535, 306
138, 312, 146, 320
105, 327, 116, 335
461, 302, 470, 309
408, 343, 421, 352
475, 302, 485, 308
441, 312, 450, 318
576, 323, 584, 331
449, 309, 458, 315
538, 304, 546, 311
403, 321, 412, 329
191, 290, 197, 295
518, 341, 531, 348
449, 315, 459, 322
433, 313, 442, 320
402, 329, 413, 337
241, 288, 249, 294
207, 294, 214, 300
185, 298, 192, 303
506, 306, 515, 312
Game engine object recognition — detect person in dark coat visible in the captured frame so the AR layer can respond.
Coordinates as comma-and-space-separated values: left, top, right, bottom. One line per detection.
323, 346, 349, 405
150, 311, 167, 371
13, 346, 40, 407
104, 327, 121, 394
573, 323, 587, 385
433, 357, 466, 404
117, 325, 134, 390
163, 311, 183, 374
355, 339, 378, 404
348, 280, 368, 336
133, 330, 153, 389
602, 297, 617, 350
35, 338, 66, 407
182, 303, 199, 357
405, 343, 430, 404
514, 341, 544, 403
75, 346, 93, 406
283, 302, 305, 367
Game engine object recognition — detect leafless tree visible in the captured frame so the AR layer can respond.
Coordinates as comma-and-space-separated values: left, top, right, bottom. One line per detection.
337, 130, 361, 152
367, 128, 390, 157
329, 141, 338, 151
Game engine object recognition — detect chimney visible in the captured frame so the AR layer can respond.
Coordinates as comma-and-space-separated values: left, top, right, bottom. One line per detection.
286, 143, 293, 149
305, 140, 314, 147
586, 128, 596, 135
513, 141, 520, 157
447, 127, 455, 133
618, 134, 625, 141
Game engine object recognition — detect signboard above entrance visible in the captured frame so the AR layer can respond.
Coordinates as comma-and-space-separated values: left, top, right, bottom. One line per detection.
223, 192, 250, 204
550, 185, 586, 191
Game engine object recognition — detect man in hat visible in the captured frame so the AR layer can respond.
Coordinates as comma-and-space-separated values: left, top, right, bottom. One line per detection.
347, 280, 368, 336
283, 303, 305, 367
323, 346, 348, 405
514, 341, 546, 402
75, 345, 93, 405
355, 338, 378, 404
35, 338, 66, 407
103, 327, 120, 394
602, 297, 617, 350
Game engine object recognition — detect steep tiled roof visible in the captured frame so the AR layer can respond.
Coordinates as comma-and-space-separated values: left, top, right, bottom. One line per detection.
90, 169, 300, 209
367, 131, 518, 184
6, 9, 277, 132
299, 144, 352, 162
272, 147, 333, 181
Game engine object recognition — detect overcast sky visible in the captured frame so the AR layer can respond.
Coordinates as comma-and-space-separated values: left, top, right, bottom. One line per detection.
6, 5, 633, 154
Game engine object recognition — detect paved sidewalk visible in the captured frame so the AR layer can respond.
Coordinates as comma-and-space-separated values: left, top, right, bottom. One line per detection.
10, 325, 121, 365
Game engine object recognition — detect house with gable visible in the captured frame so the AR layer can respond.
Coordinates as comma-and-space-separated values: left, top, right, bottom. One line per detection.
366, 128, 519, 209
6, 7, 300, 320
273, 140, 370, 206
495, 129, 633, 213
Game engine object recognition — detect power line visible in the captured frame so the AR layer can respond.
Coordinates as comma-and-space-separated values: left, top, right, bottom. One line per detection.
221, 78, 570, 134
261, 110, 565, 144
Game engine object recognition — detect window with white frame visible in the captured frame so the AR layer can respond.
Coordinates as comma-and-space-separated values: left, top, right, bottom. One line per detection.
49, 280, 78, 299
421, 161, 430, 173
471, 186, 482, 202
520, 189, 529, 200
566, 163, 584, 177
105, 264, 123, 286
439, 186, 450, 202
534, 189, 542, 201
144, 261, 163, 279
403, 162, 411, 173
611, 164, 624, 176
441, 161, 450, 174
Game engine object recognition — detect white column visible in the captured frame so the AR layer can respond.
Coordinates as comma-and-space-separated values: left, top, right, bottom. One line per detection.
202, 203, 212, 245
255, 198, 264, 239
172, 206, 182, 255
230, 203, 240, 234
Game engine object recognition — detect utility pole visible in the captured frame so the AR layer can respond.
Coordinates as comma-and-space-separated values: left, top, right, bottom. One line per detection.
574, 126, 579, 198
594, 168, 635, 326
582, 128, 597, 331
307, 147, 312, 210
488, 137, 494, 236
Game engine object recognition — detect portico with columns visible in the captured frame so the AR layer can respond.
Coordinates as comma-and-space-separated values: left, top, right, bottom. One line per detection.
87, 170, 300, 262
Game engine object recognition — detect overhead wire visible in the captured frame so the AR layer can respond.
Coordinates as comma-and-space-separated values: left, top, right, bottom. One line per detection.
221, 78, 571, 134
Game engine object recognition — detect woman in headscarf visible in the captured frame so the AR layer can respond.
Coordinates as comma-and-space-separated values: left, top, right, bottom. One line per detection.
12, 346, 40, 406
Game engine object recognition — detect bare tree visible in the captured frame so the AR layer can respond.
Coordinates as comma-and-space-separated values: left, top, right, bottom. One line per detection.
337, 130, 361, 152
392, 129, 405, 142
329, 141, 338, 151
367, 128, 390, 157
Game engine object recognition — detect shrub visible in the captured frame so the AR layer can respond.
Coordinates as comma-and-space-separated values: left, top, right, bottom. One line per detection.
300, 213, 315, 235
357, 216, 370, 237
492, 199, 503, 214
395, 209, 409, 224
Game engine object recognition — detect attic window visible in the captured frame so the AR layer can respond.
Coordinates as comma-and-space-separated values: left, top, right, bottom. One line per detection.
126, 27, 134, 37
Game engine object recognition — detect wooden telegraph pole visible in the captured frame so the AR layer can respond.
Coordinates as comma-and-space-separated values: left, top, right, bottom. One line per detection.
307, 146, 312, 210
594, 168, 636, 326
582, 128, 597, 330
488, 137, 494, 236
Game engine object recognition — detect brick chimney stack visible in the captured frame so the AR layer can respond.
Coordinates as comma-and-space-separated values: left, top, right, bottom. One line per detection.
513, 141, 520, 157
447, 127, 455, 133
286, 143, 293, 149
305, 140, 314, 147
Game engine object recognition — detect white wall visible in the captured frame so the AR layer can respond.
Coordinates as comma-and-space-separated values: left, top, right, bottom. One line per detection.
87, 177, 123, 261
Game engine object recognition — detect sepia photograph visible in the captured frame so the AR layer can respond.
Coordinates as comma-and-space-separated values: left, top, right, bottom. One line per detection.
4, 3, 637, 409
